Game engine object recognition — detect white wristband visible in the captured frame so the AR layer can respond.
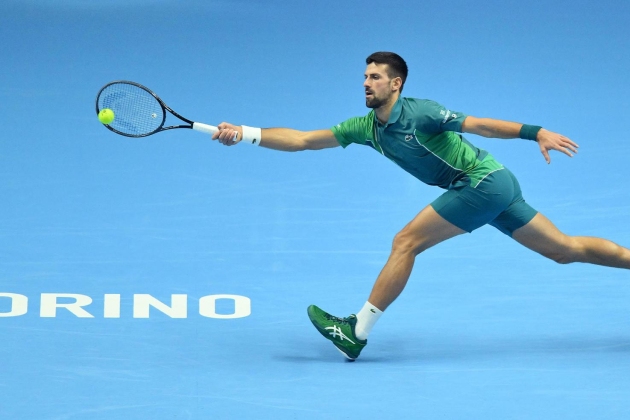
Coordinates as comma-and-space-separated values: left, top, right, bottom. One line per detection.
240, 125, 262, 146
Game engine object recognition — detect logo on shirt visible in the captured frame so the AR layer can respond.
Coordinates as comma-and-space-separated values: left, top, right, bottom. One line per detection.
404, 134, 414, 142
440, 110, 458, 124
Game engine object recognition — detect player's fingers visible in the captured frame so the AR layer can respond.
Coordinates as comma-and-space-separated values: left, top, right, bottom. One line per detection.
559, 147, 574, 158
553, 139, 575, 157
565, 141, 579, 154
540, 148, 551, 164
563, 136, 579, 147
220, 128, 237, 146
216, 129, 227, 144
213, 123, 229, 140
225, 131, 237, 146
564, 138, 579, 154
224, 129, 240, 145
215, 124, 225, 139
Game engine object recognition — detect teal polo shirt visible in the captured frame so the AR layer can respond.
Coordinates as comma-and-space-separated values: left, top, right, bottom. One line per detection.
331, 97, 503, 189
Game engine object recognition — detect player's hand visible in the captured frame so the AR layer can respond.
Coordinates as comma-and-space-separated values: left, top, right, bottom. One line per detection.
536, 129, 579, 164
212, 122, 243, 146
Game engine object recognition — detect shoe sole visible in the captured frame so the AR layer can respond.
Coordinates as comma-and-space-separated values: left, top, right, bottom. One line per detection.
333, 344, 357, 361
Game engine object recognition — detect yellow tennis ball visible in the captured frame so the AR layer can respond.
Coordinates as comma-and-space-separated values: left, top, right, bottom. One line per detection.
98, 108, 115, 125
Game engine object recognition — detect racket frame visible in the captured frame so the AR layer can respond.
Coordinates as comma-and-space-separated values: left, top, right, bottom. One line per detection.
95, 80, 219, 138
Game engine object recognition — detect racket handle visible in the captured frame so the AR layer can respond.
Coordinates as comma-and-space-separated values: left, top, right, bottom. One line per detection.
192, 122, 239, 141
192, 122, 219, 135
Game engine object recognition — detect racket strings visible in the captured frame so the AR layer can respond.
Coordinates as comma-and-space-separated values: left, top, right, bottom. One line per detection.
98, 83, 164, 136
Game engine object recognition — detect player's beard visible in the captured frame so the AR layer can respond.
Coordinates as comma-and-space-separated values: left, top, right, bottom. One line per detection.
365, 94, 385, 109
365, 89, 392, 109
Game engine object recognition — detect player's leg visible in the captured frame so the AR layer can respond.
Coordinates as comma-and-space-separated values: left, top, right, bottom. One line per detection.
367, 204, 466, 311
307, 171, 511, 360
366, 170, 518, 312
307, 204, 465, 360
512, 213, 630, 269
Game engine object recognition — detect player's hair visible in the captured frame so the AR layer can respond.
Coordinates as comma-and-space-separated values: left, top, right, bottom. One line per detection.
366, 52, 408, 93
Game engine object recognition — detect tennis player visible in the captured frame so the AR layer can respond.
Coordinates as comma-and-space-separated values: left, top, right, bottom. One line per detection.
212, 52, 630, 361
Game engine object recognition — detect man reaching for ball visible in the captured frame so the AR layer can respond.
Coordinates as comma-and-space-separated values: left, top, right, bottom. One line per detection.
212, 52, 630, 361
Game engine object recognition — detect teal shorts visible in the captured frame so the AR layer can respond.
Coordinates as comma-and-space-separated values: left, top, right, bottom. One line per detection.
430, 168, 538, 236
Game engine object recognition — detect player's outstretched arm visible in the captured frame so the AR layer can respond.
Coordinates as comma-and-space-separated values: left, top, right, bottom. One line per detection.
212, 122, 340, 151
462, 116, 579, 164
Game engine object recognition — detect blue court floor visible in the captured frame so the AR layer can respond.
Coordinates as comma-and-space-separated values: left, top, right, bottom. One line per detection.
2, 139, 630, 419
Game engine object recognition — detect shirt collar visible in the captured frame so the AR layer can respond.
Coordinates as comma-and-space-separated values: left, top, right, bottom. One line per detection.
374, 96, 403, 127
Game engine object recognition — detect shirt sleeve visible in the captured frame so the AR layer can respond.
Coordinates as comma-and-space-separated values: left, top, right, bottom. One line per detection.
414, 99, 468, 134
330, 115, 373, 148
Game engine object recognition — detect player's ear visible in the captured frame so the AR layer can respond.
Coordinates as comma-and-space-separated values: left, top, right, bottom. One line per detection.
391, 77, 403, 92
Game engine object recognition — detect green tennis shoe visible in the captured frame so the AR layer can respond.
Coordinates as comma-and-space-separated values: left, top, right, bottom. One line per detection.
307, 304, 367, 361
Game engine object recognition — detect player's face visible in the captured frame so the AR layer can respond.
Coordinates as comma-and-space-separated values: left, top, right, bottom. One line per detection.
364, 63, 397, 109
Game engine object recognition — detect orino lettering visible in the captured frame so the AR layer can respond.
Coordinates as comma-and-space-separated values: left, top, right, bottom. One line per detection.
0, 293, 251, 319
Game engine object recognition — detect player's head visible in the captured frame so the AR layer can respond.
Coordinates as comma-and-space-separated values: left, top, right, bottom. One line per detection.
366, 52, 408, 91
364, 52, 408, 109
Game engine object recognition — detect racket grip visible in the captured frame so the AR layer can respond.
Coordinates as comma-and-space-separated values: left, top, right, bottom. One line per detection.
193, 122, 239, 141
192, 123, 219, 135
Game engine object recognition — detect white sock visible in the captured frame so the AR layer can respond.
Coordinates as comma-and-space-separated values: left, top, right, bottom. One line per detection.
355, 301, 383, 340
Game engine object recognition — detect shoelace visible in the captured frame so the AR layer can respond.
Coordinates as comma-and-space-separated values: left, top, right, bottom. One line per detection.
325, 314, 351, 324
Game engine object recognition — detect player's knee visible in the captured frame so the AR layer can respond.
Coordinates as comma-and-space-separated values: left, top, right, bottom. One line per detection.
547, 238, 584, 264
391, 228, 425, 256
